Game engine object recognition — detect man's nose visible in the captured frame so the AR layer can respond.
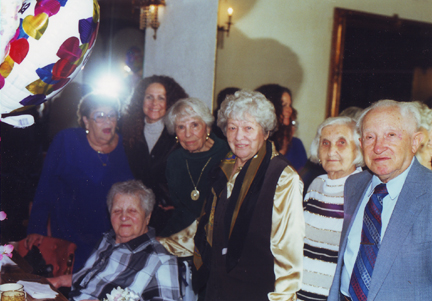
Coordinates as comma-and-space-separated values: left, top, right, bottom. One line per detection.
373, 137, 386, 153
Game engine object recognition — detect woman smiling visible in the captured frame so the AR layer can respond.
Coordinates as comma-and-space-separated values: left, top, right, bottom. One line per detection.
122, 75, 188, 233
193, 90, 304, 301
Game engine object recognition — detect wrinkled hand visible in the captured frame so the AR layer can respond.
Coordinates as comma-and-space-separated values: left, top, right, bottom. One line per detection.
47, 275, 72, 288
24, 233, 44, 250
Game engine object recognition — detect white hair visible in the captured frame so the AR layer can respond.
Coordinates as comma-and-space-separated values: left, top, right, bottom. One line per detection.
310, 116, 364, 167
357, 99, 421, 136
412, 101, 432, 131
217, 89, 277, 136
164, 97, 214, 135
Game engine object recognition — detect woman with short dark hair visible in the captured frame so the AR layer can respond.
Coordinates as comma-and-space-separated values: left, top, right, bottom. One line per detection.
26, 93, 133, 270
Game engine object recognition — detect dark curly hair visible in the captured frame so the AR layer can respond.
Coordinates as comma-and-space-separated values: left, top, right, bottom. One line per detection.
255, 84, 293, 152
122, 75, 188, 147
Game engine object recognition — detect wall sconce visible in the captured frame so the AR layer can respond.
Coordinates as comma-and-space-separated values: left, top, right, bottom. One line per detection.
133, 0, 166, 39
218, 7, 233, 37
217, 7, 233, 48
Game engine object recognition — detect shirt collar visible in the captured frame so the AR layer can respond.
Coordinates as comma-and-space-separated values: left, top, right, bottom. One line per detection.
106, 227, 155, 251
370, 157, 415, 200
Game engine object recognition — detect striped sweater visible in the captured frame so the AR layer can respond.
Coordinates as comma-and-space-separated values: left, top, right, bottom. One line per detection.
297, 167, 362, 301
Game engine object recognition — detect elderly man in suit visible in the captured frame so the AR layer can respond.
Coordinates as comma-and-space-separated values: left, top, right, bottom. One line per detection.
328, 99, 432, 301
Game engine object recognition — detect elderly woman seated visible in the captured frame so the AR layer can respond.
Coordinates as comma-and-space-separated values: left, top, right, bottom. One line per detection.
49, 180, 180, 301
297, 116, 363, 301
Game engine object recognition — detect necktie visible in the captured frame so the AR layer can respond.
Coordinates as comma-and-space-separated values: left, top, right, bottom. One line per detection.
349, 183, 388, 301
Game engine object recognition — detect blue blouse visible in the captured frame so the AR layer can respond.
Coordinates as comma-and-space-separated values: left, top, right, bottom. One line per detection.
27, 128, 133, 270
284, 137, 307, 171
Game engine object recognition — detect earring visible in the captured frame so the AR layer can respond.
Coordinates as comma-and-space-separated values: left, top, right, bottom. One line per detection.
318, 159, 321, 165
175, 136, 179, 143
206, 133, 210, 141
86, 129, 89, 134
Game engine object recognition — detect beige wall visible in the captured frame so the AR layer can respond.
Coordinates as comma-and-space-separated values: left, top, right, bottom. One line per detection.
215, 0, 432, 155
144, 0, 219, 105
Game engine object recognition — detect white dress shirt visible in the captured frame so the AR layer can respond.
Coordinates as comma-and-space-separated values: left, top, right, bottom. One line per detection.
340, 158, 415, 297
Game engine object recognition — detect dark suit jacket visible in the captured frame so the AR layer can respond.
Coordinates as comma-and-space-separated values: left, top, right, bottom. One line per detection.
123, 126, 177, 206
328, 159, 432, 300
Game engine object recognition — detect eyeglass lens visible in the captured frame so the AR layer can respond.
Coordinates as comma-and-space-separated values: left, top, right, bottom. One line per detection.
93, 112, 118, 123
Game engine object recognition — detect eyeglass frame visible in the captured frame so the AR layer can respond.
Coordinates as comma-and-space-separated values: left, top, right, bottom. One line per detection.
90, 111, 119, 124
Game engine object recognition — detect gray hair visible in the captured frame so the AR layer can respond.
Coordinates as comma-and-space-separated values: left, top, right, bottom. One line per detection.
339, 106, 363, 121
106, 180, 155, 218
412, 101, 432, 131
165, 97, 214, 135
357, 99, 421, 136
310, 116, 364, 167
217, 89, 277, 136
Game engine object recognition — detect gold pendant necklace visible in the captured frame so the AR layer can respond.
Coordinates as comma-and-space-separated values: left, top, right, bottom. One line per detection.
96, 151, 109, 167
186, 157, 212, 201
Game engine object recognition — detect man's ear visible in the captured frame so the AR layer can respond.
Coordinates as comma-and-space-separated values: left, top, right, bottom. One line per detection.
411, 131, 424, 154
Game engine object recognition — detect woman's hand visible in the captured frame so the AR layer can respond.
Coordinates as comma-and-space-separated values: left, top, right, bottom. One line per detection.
24, 233, 44, 250
47, 274, 72, 288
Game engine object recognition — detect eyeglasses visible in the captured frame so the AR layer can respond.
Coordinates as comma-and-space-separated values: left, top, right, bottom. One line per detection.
91, 111, 118, 123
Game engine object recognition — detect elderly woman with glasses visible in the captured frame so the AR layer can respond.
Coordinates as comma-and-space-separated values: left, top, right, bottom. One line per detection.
193, 90, 304, 301
26, 93, 133, 270
297, 116, 364, 301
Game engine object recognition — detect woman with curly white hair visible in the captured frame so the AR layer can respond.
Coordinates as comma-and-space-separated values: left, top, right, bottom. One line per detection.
193, 90, 305, 301
297, 116, 364, 301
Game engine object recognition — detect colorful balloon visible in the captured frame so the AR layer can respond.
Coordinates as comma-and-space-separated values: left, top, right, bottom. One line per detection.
0, 0, 99, 127
0, 0, 23, 63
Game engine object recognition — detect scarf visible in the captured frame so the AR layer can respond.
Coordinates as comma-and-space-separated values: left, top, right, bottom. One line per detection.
193, 141, 273, 290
